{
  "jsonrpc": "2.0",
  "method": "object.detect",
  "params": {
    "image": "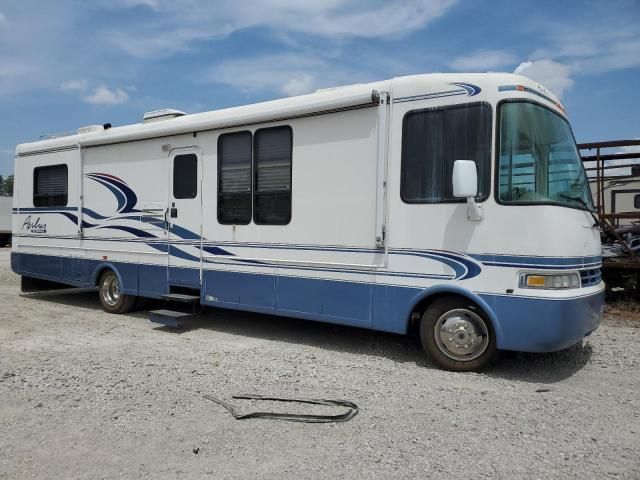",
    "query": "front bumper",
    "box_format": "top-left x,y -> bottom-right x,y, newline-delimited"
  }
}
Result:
481,288 -> 604,353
